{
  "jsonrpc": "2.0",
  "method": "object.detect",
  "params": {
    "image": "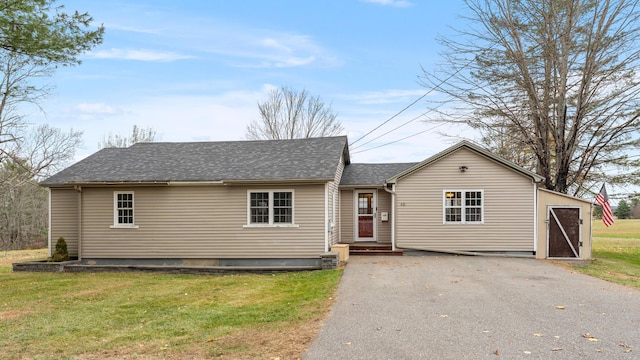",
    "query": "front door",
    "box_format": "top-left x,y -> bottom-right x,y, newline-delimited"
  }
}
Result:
356,190 -> 376,242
